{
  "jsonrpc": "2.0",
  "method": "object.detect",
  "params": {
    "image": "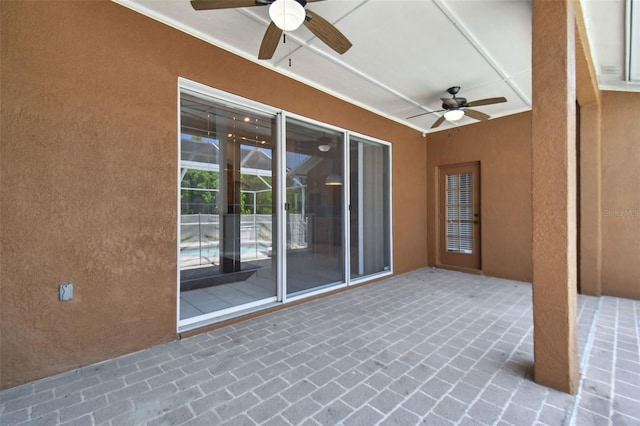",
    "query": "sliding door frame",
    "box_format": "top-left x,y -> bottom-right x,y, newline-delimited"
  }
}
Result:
177,77 -> 393,331
348,132 -> 393,285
